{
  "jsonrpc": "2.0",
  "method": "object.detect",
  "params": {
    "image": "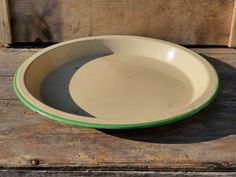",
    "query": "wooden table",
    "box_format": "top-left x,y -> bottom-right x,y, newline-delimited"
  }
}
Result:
0,47 -> 236,176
